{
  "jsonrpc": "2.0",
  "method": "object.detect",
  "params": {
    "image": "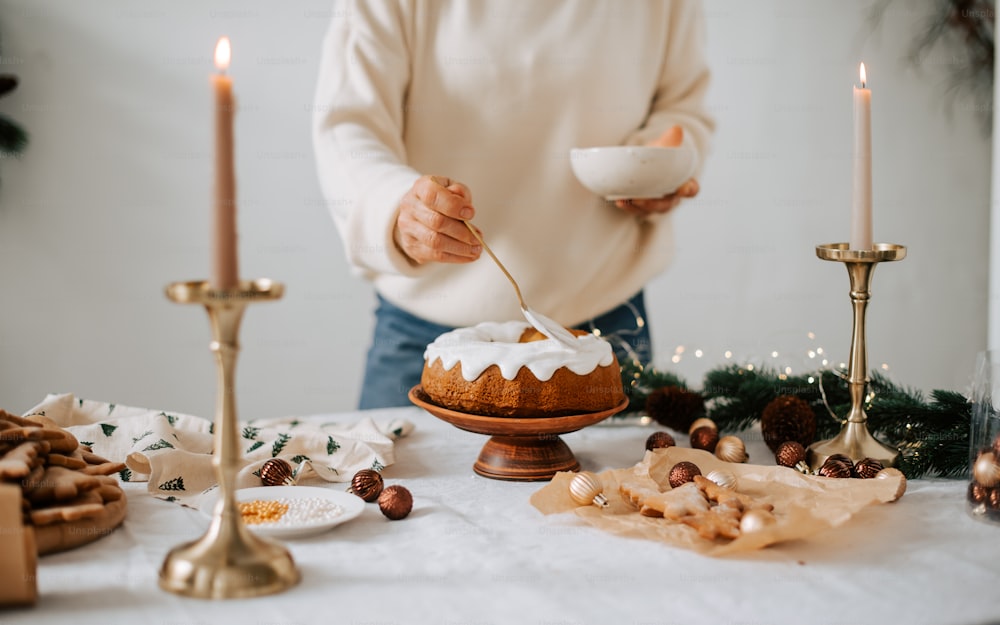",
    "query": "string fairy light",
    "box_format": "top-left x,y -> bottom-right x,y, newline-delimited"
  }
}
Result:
580,303 -> 895,405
